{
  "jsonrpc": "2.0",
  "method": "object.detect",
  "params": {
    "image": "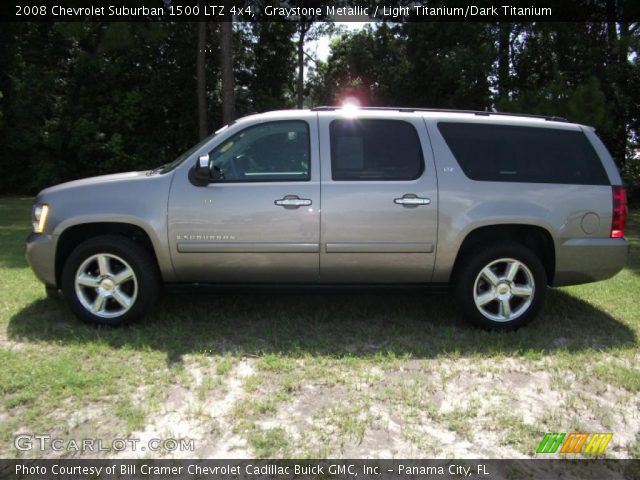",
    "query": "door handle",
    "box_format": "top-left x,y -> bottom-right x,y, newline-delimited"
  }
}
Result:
274,195 -> 312,208
394,195 -> 431,206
